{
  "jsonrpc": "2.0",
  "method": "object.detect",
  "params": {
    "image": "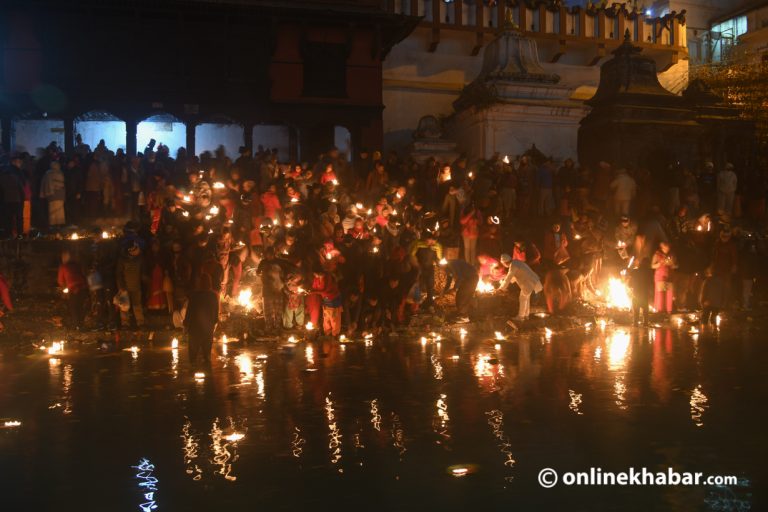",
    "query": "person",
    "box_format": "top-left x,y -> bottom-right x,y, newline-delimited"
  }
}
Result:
609,168 -> 636,216
256,247 -> 285,332
699,267 -> 725,326
441,258 -> 478,323
542,222 -> 569,266
716,163 -> 737,215
116,242 -> 145,329
0,154 -> 26,238
409,231 -> 443,308
185,273 -> 219,367
629,253 -> 653,325
283,272 -> 305,329
57,250 -> 88,330
40,161 -> 66,228
651,242 -> 677,314
459,203 -> 481,265
498,254 -> 542,321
